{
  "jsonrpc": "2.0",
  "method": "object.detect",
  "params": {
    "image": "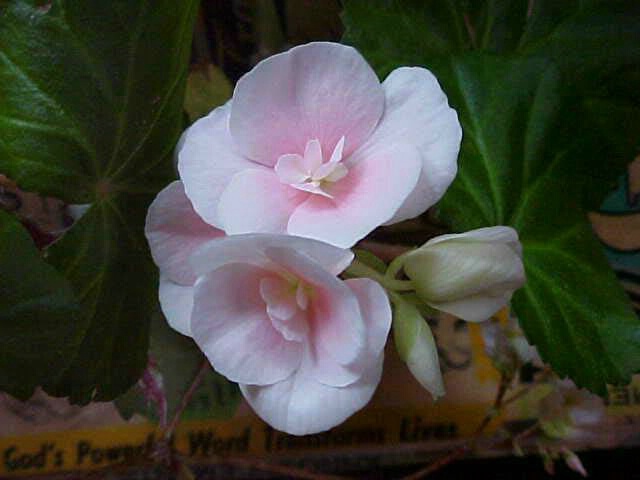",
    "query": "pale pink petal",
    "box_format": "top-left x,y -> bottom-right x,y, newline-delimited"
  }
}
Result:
264,247 -> 366,369
218,169 -> 308,235
345,278 -> 392,359
323,163 -> 348,182
271,309 -> 310,343
328,136 -> 345,164
288,144 -> 422,248
260,277 -> 299,320
158,276 -> 194,337
145,181 -> 224,285
357,67 -> 461,224
177,103 -> 256,229
274,154 -> 308,184
299,277 -> 392,389
291,181 -> 333,198
240,350 -> 383,435
190,233 -> 354,278
296,283 -> 309,310
191,264 -> 302,385
303,139 -> 323,172
229,42 -> 384,166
